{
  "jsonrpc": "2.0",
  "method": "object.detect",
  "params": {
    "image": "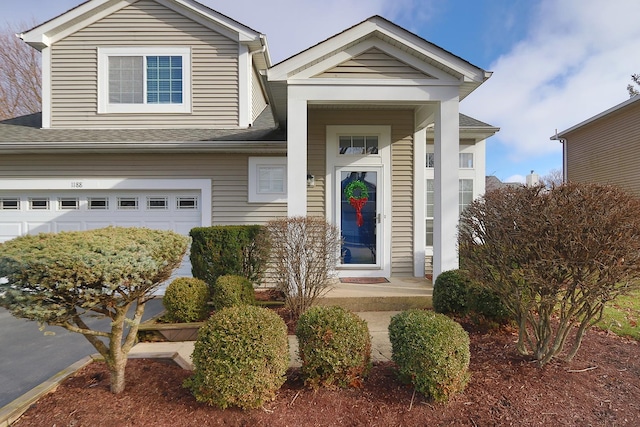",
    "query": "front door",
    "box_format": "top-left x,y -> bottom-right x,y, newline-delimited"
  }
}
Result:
336,166 -> 383,272
326,125 -> 391,278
